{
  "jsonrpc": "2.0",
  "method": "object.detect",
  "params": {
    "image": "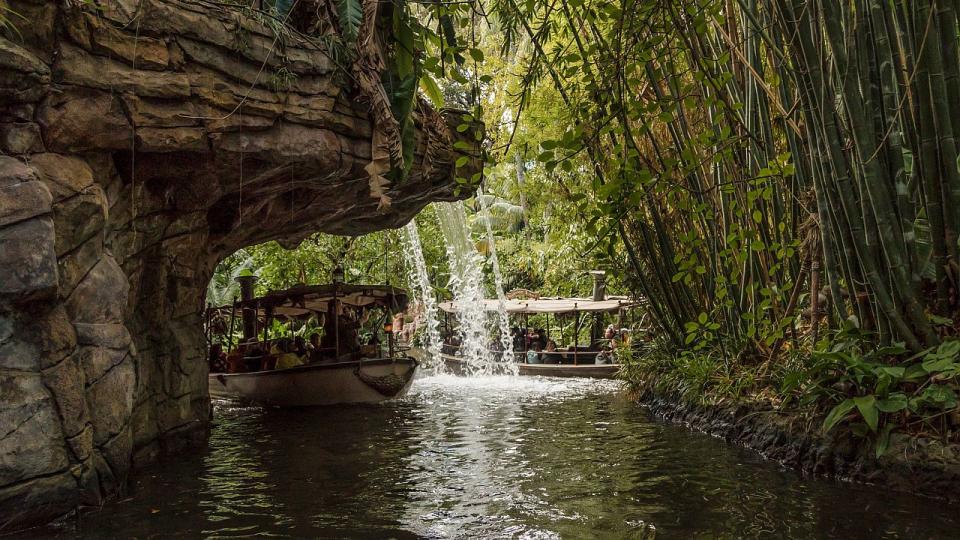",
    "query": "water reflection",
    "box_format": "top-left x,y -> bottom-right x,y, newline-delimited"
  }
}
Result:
23,375 -> 958,539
